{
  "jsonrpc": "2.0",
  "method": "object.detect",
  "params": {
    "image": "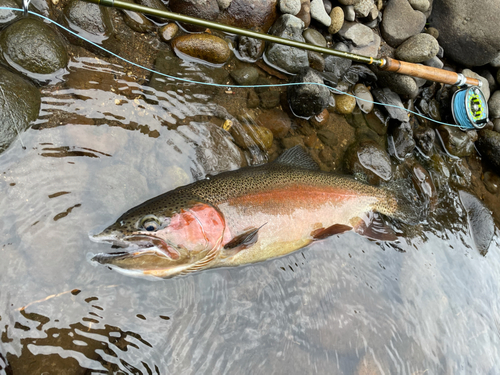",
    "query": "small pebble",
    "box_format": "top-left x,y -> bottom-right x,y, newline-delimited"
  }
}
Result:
160,23 -> 179,42
328,6 -> 344,34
